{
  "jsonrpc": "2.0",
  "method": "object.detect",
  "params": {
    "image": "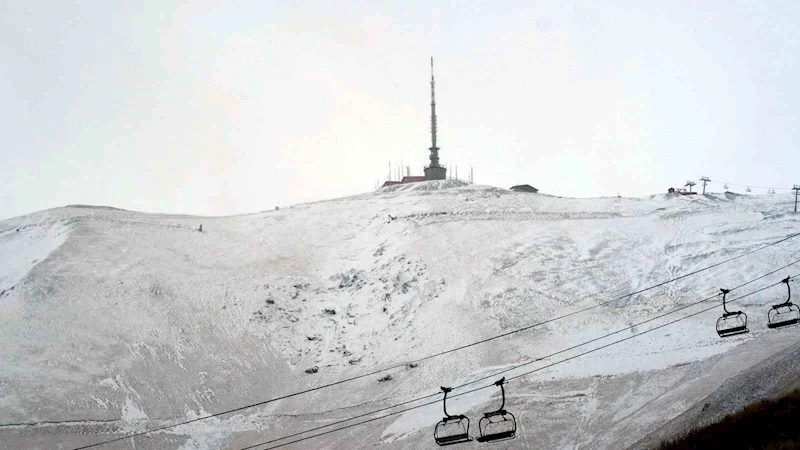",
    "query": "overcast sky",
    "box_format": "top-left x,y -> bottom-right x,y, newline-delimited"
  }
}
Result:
2,1 -> 799,219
